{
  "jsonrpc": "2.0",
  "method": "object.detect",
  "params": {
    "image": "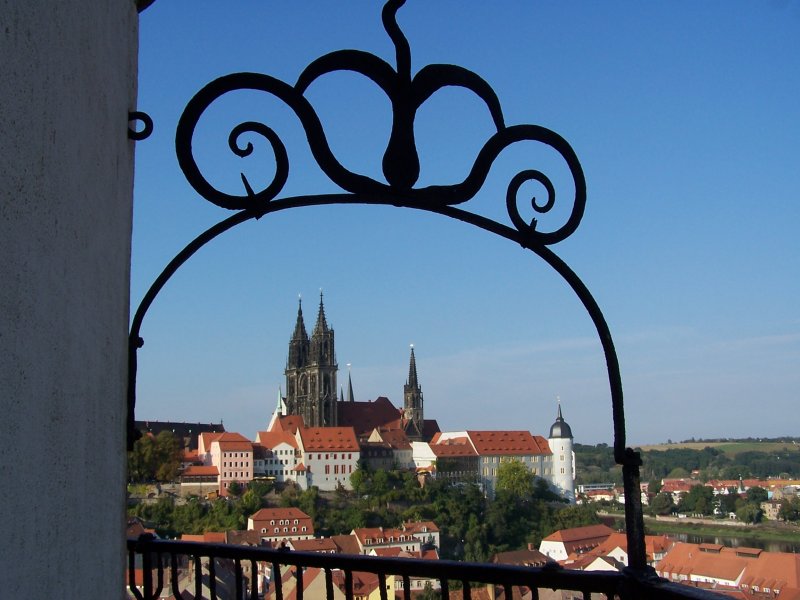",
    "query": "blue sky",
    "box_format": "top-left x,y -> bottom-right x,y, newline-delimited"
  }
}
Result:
132,2 -> 799,445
